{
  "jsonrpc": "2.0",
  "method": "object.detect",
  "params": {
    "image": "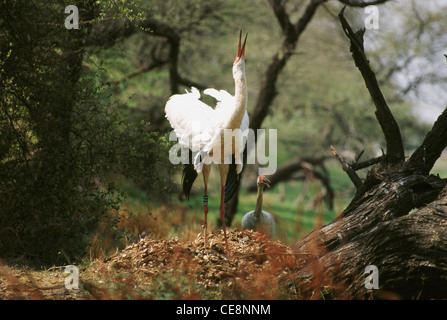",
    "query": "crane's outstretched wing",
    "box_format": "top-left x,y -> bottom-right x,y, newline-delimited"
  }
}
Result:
165,87 -> 218,151
203,88 -> 233,110
165,87 -> 222,173
168,87 -> 248,202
